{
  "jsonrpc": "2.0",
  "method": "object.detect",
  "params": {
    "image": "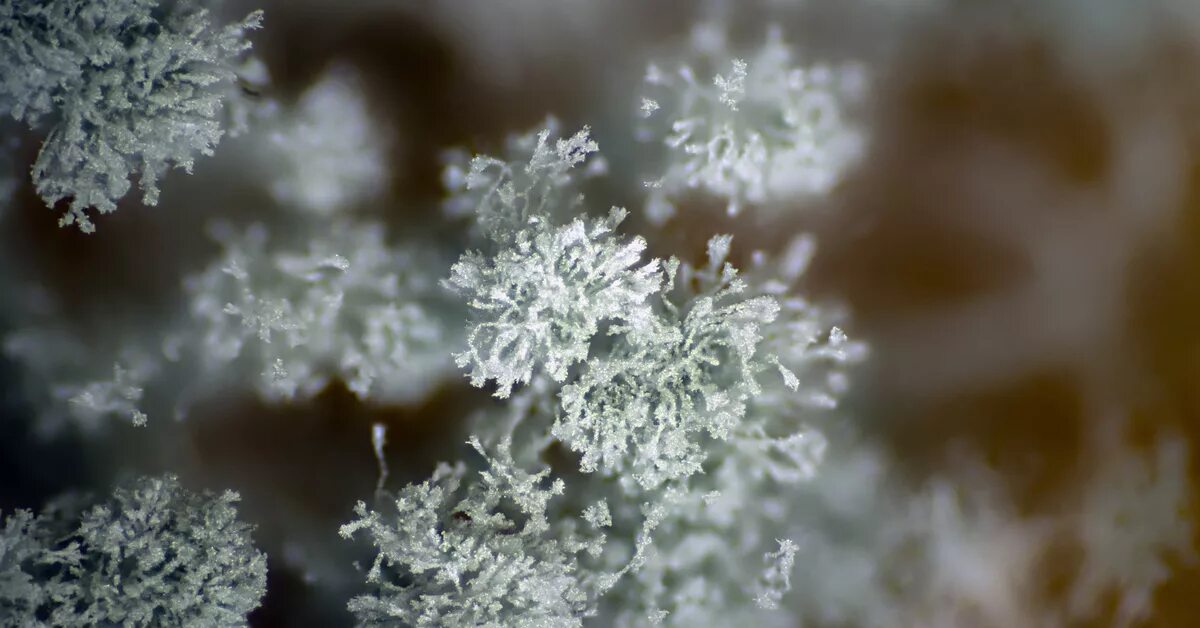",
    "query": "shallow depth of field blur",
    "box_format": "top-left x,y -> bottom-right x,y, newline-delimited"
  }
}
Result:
2,1 -> 1200,626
